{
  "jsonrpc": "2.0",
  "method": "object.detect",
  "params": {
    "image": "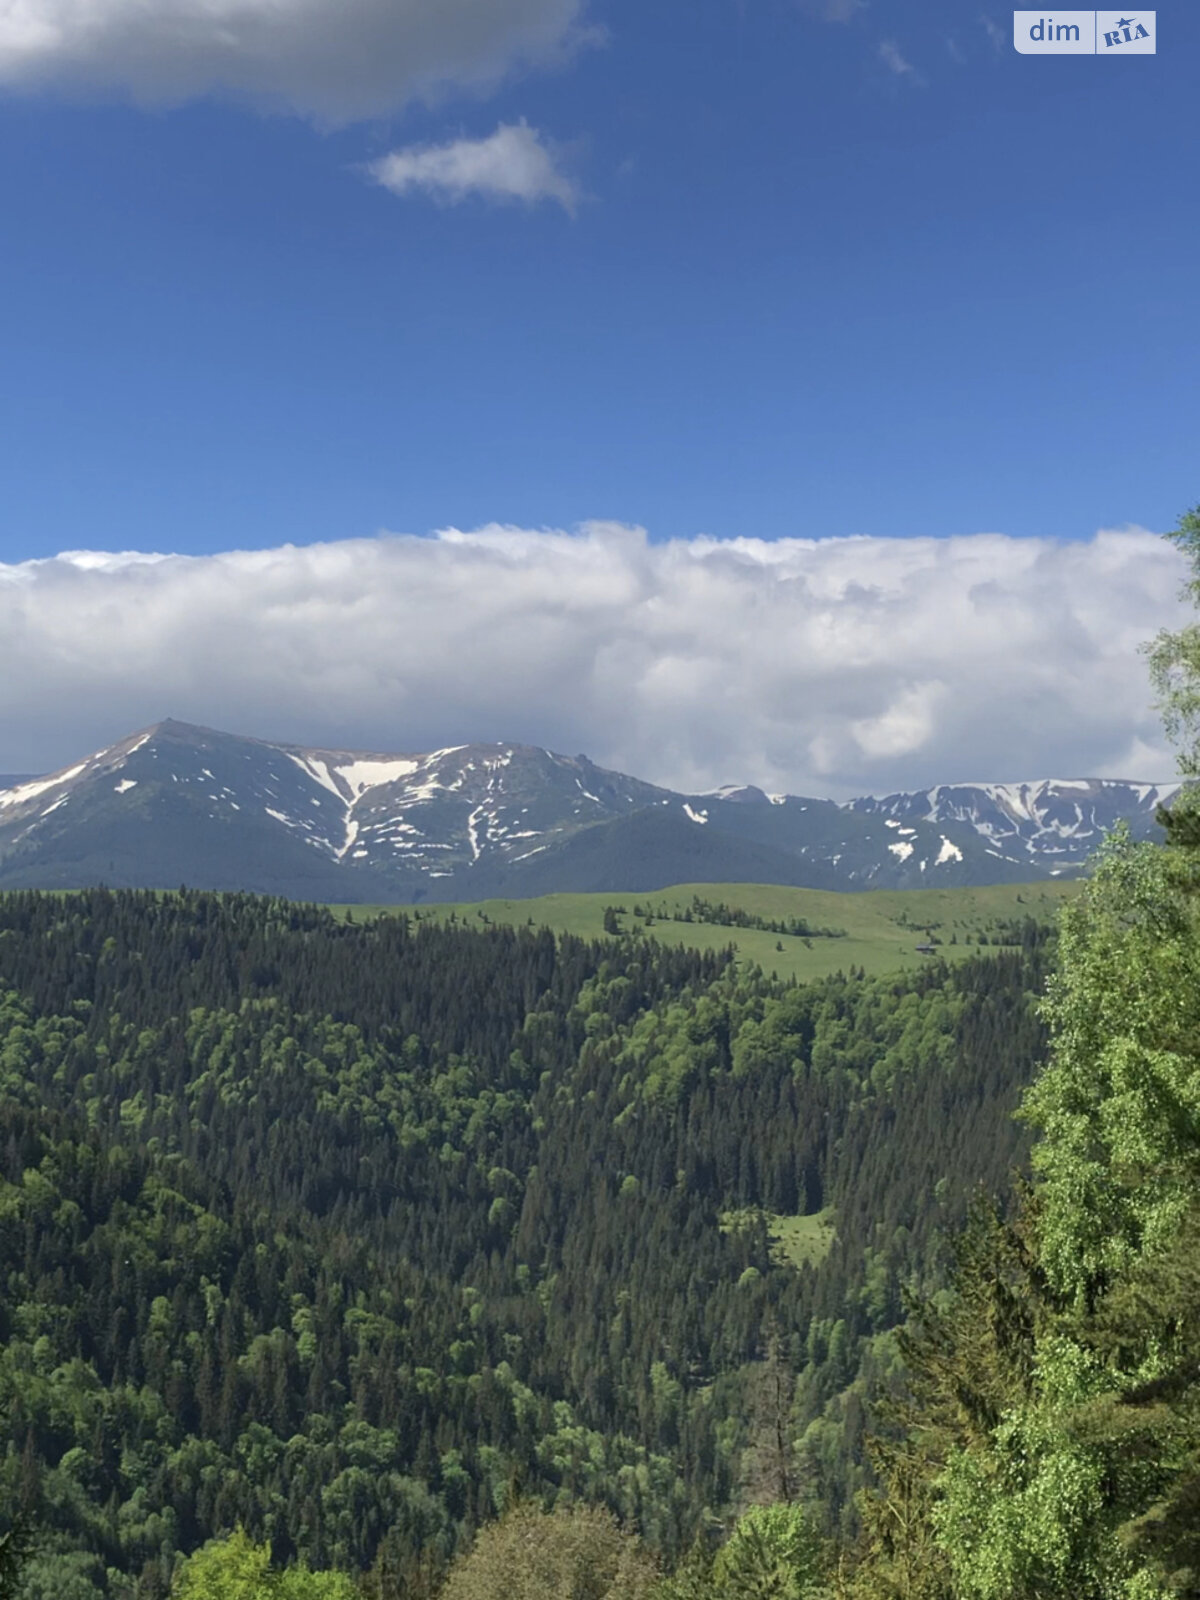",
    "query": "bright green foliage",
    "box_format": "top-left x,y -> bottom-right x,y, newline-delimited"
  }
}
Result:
711,1504 -> 827,1598
649,1503 -> 829,1600
1145,505 -> 1200,779
172,1530 -> 357,1600
854,1192 -> 1177,1600
848,506 -> 1200,1600
927,825 -> 1200,1599
1017,832 -> 1200,1305
933,1402 -> 1115,1599
438,1504 -> 657,1600
1023,828 -> 1200,1302
171,1529 -> 278,1600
